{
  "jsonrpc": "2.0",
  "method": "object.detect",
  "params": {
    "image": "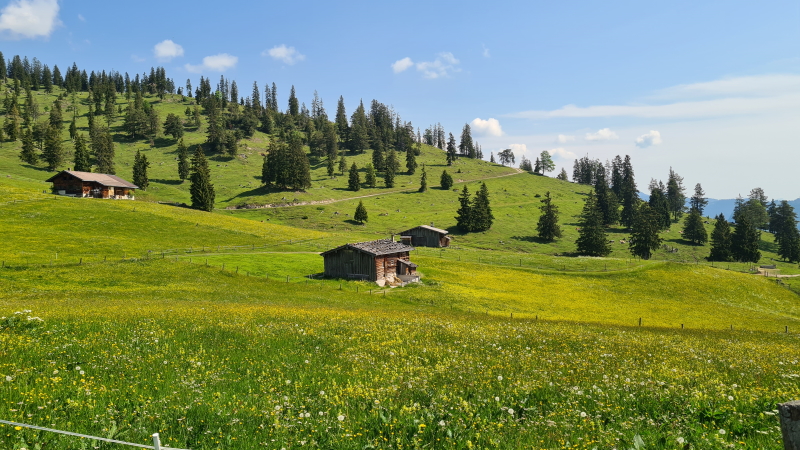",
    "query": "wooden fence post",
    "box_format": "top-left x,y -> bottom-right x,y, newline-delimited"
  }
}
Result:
779,400 -> 800,450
